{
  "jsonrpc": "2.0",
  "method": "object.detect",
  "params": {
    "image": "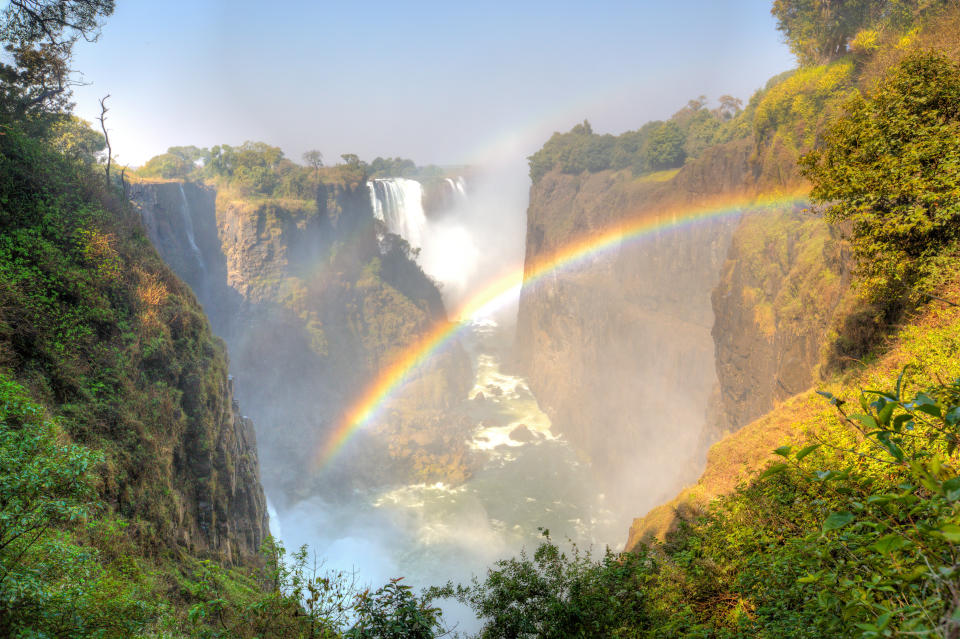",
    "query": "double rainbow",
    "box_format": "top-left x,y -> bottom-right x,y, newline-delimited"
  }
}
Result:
316,191 -> 808,468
